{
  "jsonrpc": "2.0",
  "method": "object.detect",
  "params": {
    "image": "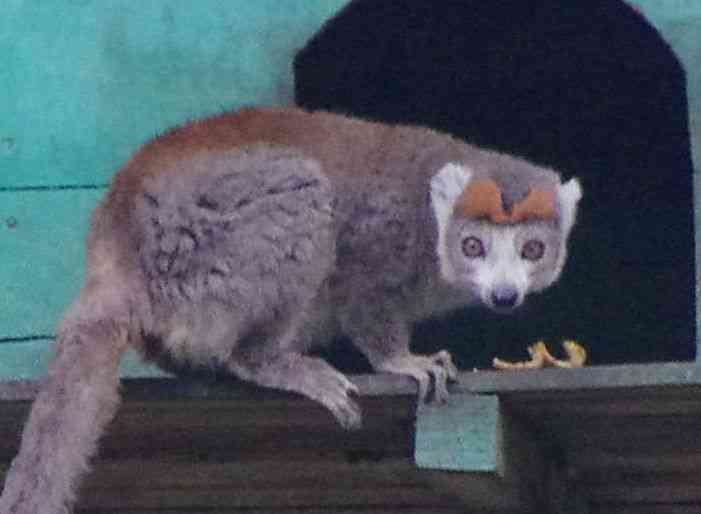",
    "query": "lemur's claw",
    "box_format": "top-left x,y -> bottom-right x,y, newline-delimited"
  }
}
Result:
379,350 -> 457,404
